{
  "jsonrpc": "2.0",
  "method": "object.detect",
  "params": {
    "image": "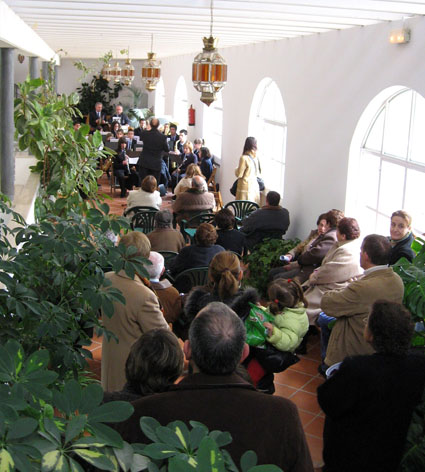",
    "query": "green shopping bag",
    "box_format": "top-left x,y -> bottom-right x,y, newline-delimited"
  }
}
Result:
244,302 -> 275,347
